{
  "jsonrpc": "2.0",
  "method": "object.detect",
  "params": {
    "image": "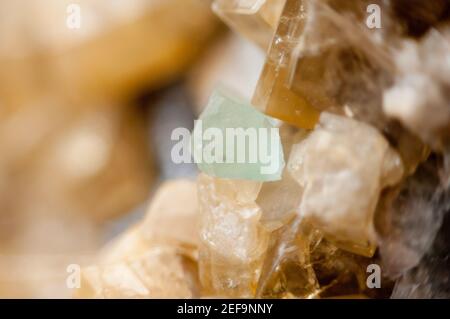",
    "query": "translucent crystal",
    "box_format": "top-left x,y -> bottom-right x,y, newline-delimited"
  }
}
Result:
252,0 -> 397,130
256,218 -> 320,298
288,113 -> 404,257
289,0 -> 396,128
198,173 -> 269,297
193,87 -> 285,181
256,169 -> 302,231
252,0 -> 320,129
212,0 -> 286,49
255,122 -> 305,231
257,217 -> 386,298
